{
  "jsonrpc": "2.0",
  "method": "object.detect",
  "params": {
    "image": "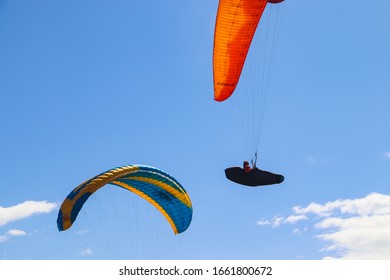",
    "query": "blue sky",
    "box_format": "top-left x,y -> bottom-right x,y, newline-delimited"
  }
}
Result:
1,0 -> 390,260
